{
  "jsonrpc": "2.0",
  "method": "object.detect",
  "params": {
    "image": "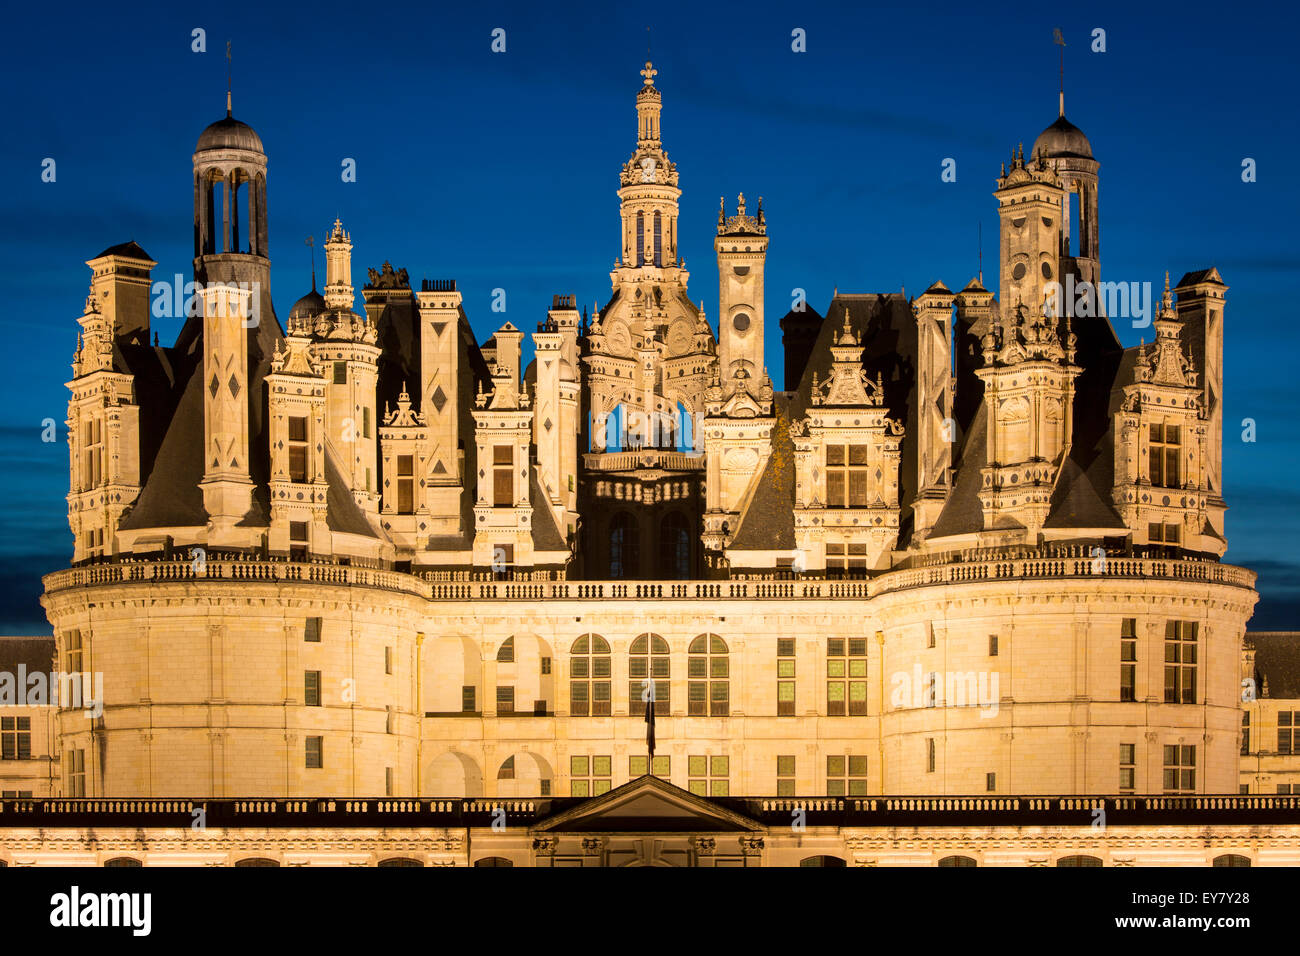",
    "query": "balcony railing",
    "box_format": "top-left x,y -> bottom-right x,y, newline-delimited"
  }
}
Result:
582,450 -> 705,472
43,552 -> 1255,601
2,793 -> 1297,829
